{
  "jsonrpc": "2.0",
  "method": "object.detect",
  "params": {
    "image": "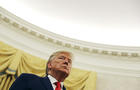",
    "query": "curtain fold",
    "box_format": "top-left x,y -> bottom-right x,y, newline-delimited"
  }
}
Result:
64,68 -> 96,90
0,41 -> 96,90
